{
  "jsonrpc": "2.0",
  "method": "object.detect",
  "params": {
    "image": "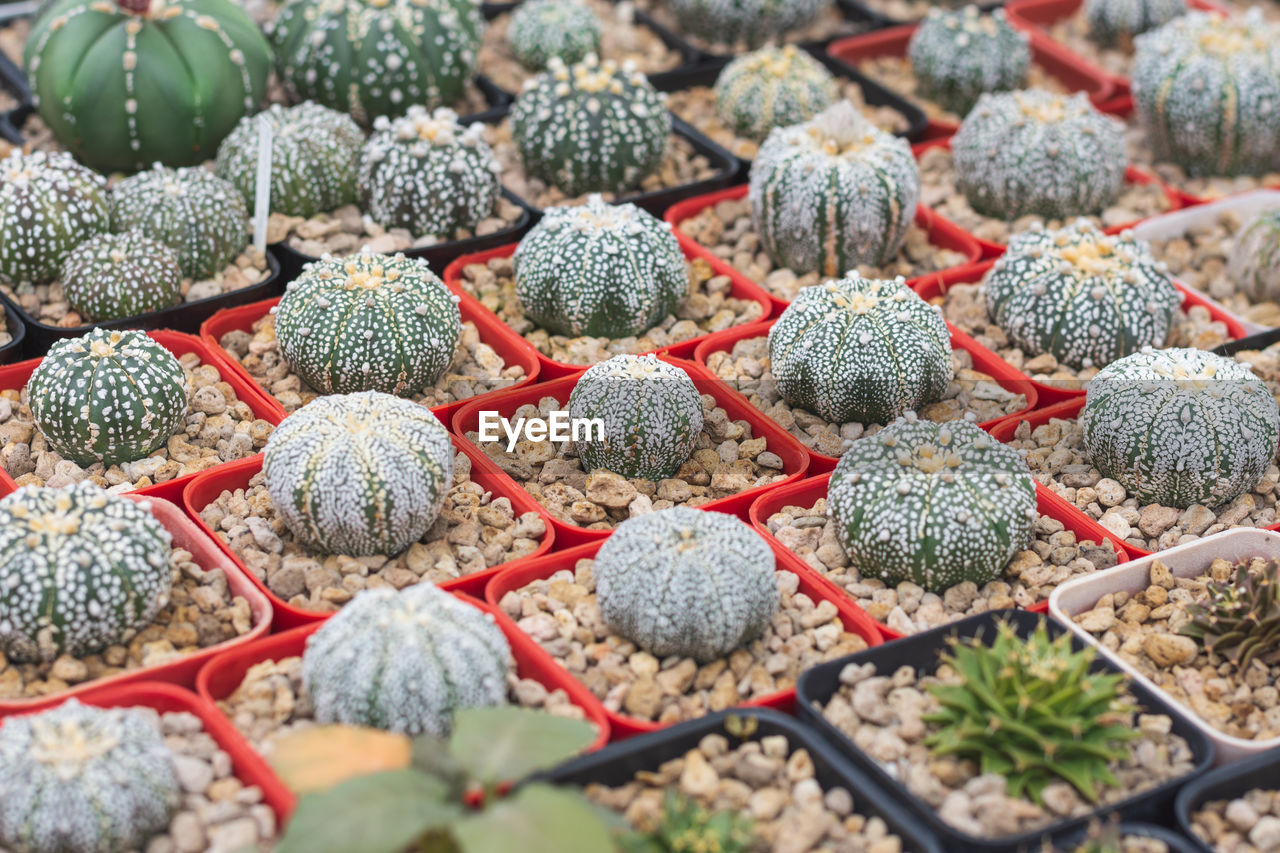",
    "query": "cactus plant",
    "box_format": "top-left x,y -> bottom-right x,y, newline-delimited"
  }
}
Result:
272,251 -> 462,397
620,789 -> 755,853
984,220 -> 1182,371
907,7 -> 1031,116
768,273 -> 952,425
0,483 -> 172,663
1079,347 -> 1280,508
514,195 -> 687,338
22,0 -> 271,173
567,354 -> 704,481
952,89 -> 1127,221
61,231 -> 183,321
27,329 -> 189,468
510,54 -> 670,197
1228,209 -> 1280,304
1180,558 -> 1280,671
1132,9 -> 1280,177
111,164 -> 250,280
668,0 -> 831,48
713,45 -> 838,143
302,584 -> 512,735
268,0 -> 485,126
357,106 -> 501,238
594,507 -> 779,663
0,700 -> 180,853
262,391 -> 455,556
0,149 -> 110,287
749,101 -> 920,278
1084,0 -> 1186,47
507,0 -> 602,71
215,102 -> 366,219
